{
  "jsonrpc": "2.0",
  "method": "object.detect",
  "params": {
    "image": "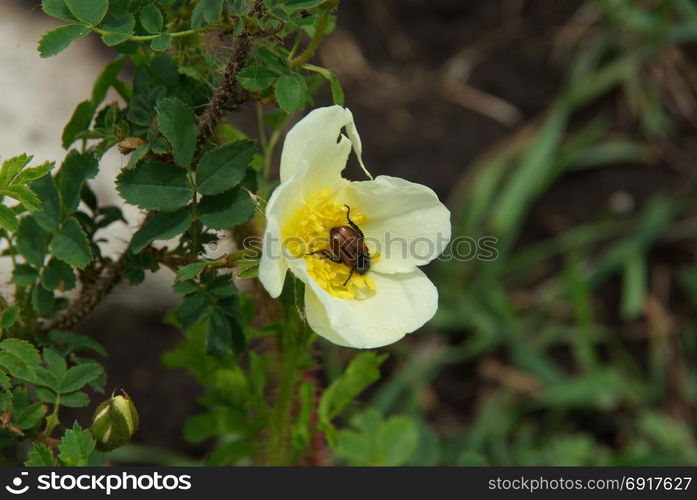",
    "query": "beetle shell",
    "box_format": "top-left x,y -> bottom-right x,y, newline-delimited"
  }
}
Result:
329,226 -> 370,274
